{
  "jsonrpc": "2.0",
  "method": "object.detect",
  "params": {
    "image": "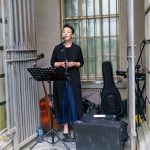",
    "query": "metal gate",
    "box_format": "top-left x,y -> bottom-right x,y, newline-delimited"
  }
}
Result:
1,0 -> 40,149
